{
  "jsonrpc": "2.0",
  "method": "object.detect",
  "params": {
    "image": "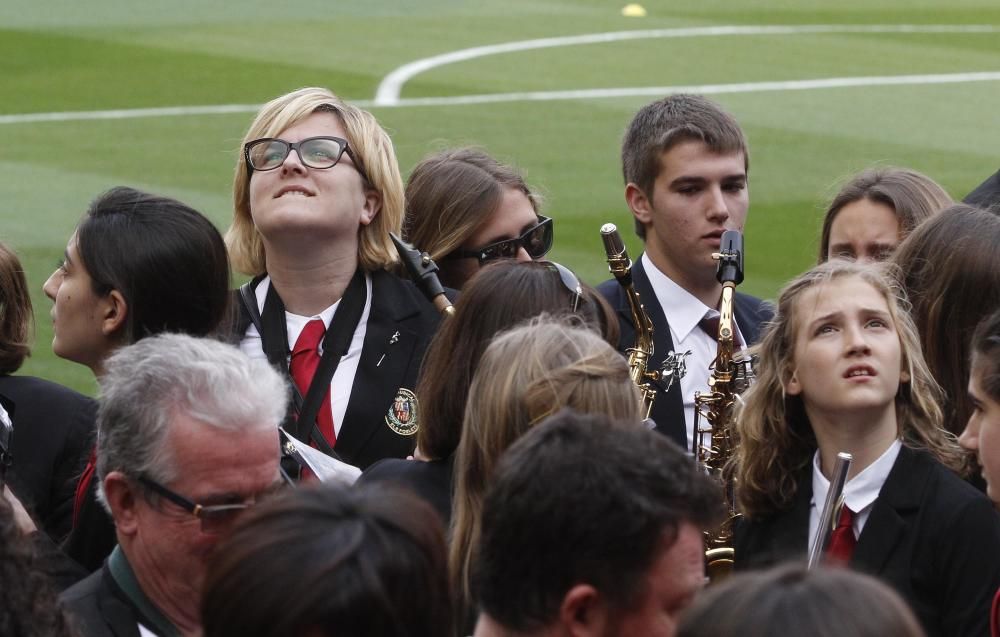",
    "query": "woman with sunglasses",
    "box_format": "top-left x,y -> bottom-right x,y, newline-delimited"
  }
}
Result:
359,260 -> 616,524
402,147 -> 552,289
227,87 -> 442,472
